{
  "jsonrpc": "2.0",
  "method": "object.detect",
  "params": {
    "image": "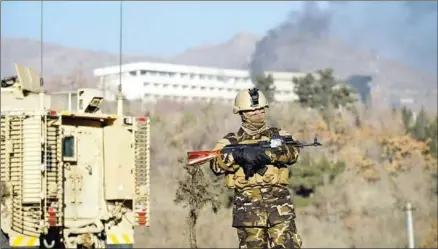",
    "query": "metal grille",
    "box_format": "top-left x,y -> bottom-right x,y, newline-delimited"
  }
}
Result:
133,117 -> 150,226
1,114 -> 43,237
